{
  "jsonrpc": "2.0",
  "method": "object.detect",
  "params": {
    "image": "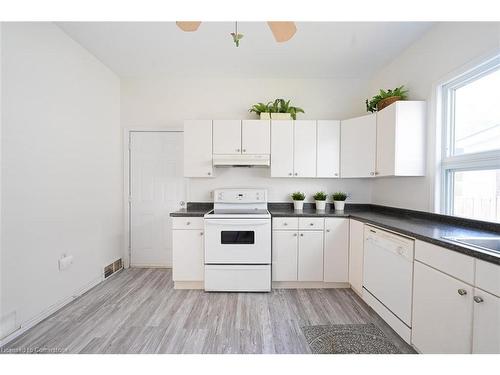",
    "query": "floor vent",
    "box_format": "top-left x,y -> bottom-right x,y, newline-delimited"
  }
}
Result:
104,258 -> 123,279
